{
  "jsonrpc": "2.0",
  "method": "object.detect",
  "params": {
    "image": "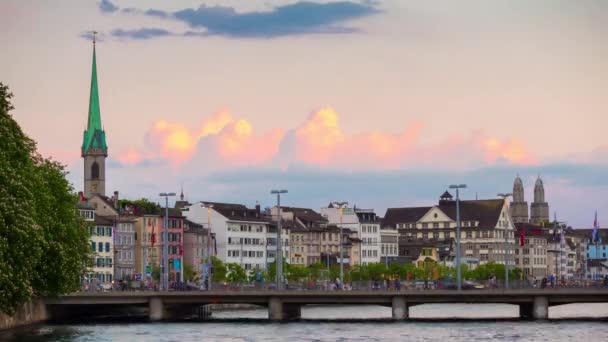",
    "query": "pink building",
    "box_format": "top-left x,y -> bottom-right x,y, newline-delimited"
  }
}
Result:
183,219 -> 208,278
